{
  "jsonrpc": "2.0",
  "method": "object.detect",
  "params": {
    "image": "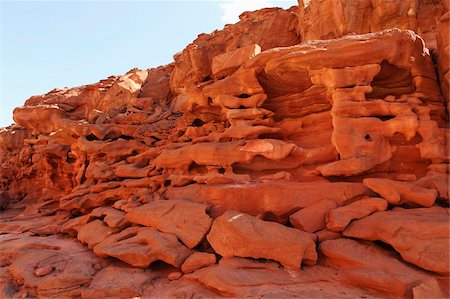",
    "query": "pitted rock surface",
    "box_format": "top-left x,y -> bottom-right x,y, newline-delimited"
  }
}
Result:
0,1 -> 448,297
